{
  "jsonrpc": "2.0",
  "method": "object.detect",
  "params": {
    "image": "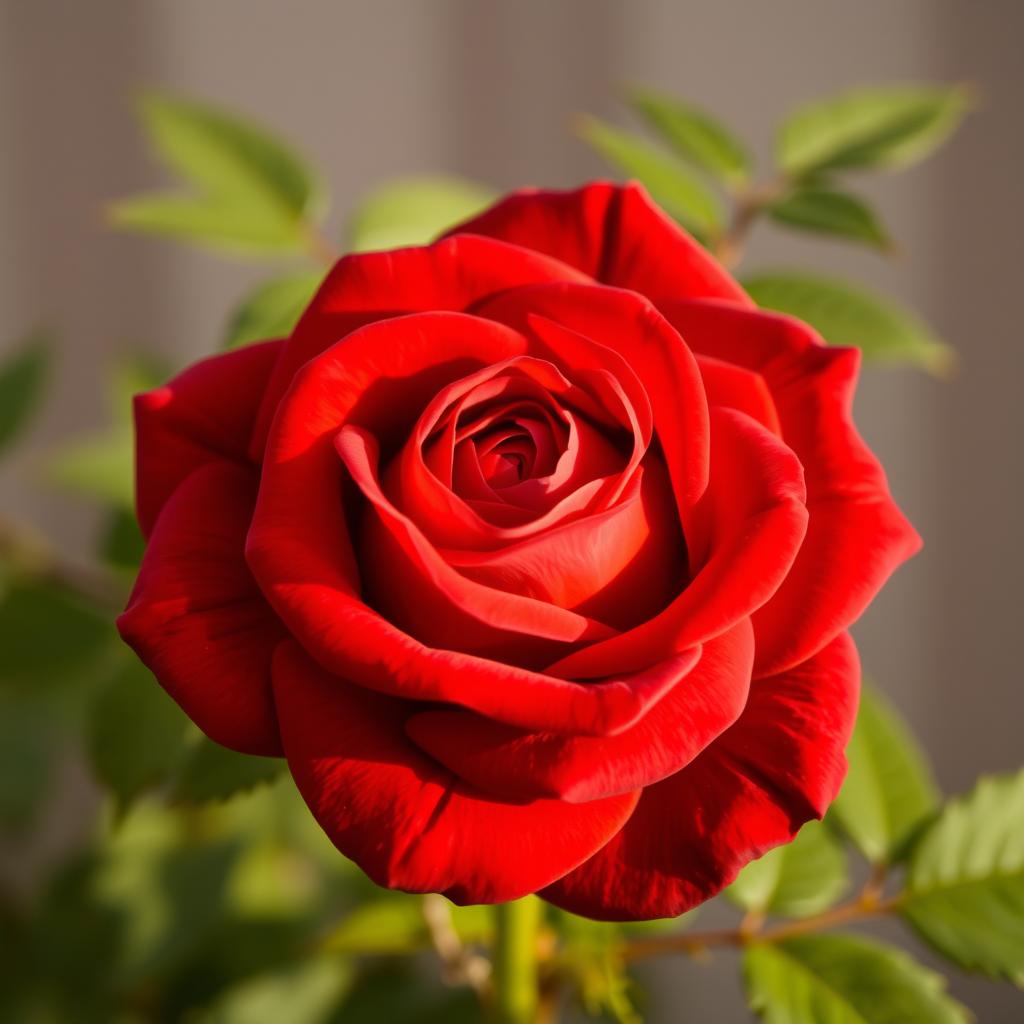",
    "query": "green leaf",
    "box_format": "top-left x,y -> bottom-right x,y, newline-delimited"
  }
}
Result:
577,116 -> 723,235
224,271 -> 324,349
0,693 -> 54,832
831,684 -> 938,863
44,429 -> 135,508
769,187 -> 892,250
111,93 -> 324,255
744,934 -> 970,1023
347,176 -> 498,252
43,355 -> 165,510
0,334 -> 50,455
204,956 -> 352,1024
87,658 -> 190,806
727,820 -> 849,918
901,768 -> 1024,984
323,896 -> 427,956
628,88 -> 751,185
777,84 -> 972,177
0,579 -> 110,691
170,736 -> 284,805
99,508 -> 146,571
743,271 -> 954,374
